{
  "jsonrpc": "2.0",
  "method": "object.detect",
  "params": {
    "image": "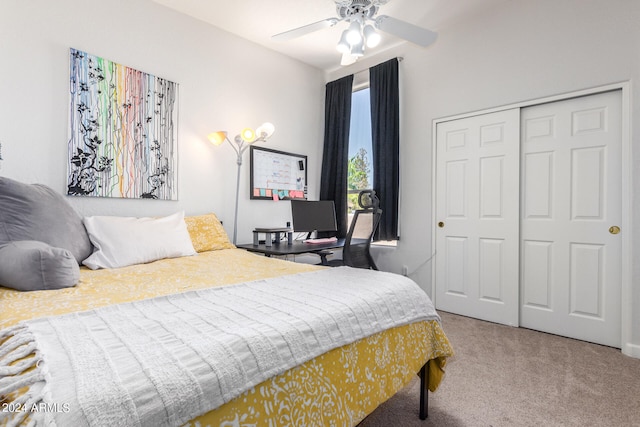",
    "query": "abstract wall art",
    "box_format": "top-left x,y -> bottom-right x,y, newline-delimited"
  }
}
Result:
67,48 -> 178,199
